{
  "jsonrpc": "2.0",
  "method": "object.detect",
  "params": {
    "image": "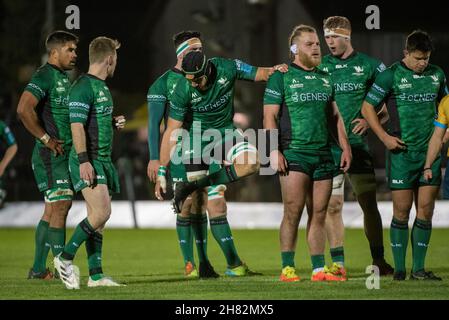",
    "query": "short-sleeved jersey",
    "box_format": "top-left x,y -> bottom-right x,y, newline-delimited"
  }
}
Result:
365,61 -> 448,151
319,52 -> 386,145
169,57 -> 257,132
24,63 -> 72,148
146,68 -> 184,160
0,120 -> 16,147
263,63 -> 334,152
69,74 -> 114,160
